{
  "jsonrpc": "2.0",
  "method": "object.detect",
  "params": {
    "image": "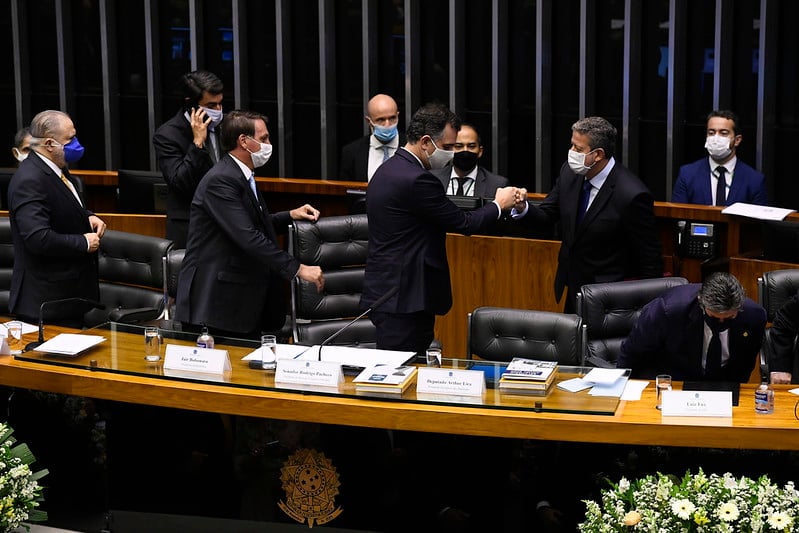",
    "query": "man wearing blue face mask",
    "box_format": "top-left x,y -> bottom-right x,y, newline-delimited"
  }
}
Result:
672,110 -> 767,206
8,110 -> 106,326
153,70 -> 224,248
618,272 -> 766,382
337,94 -> 403,182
